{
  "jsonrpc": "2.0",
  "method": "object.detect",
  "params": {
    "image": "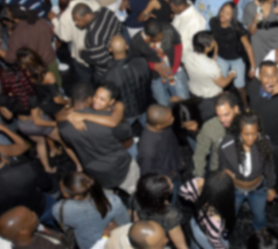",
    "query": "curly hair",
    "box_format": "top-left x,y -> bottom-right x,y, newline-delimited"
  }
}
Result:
135,174 -> 172,214
229,110 -> 273,167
